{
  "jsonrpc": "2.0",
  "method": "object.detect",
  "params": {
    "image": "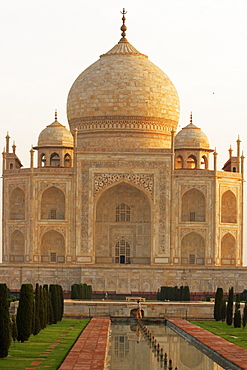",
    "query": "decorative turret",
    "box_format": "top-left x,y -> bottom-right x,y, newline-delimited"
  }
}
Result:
174,113 -> 214,170
222,137 -> 242,173
2,133 -> 23,170
33,111 -> 74,168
